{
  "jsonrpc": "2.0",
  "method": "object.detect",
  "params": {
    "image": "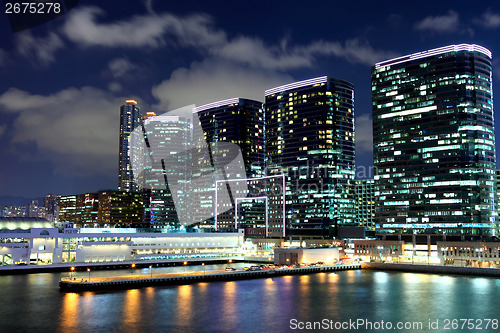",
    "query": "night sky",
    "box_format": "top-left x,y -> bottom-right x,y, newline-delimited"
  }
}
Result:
1,0 -> 500,198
